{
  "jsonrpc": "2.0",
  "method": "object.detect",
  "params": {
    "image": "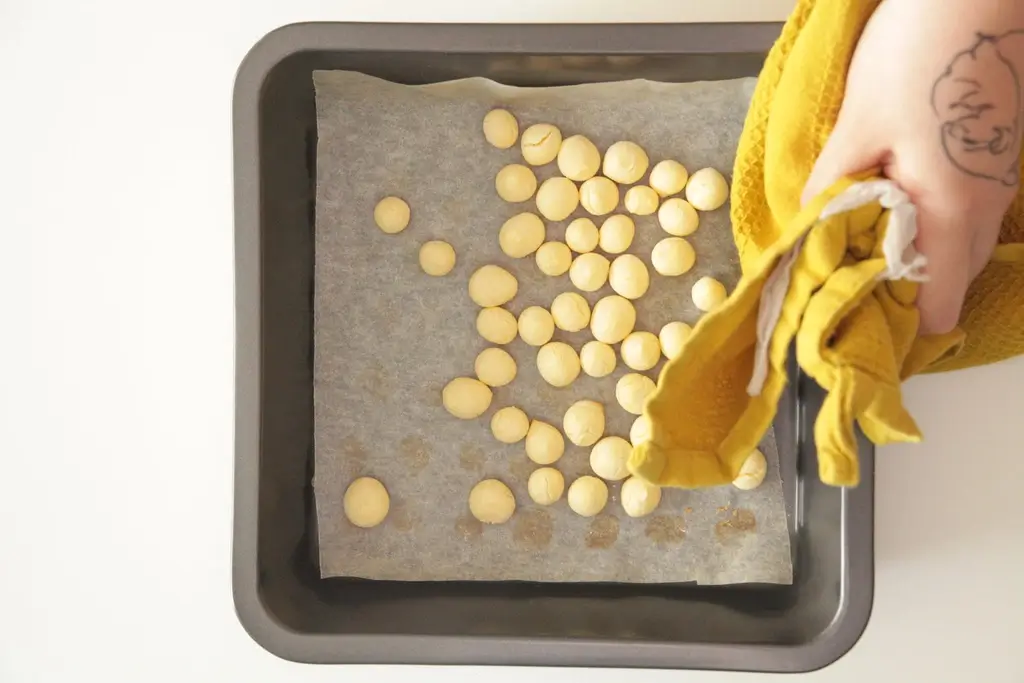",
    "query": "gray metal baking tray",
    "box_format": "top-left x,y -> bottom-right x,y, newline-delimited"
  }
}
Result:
232,22 -> 875,673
